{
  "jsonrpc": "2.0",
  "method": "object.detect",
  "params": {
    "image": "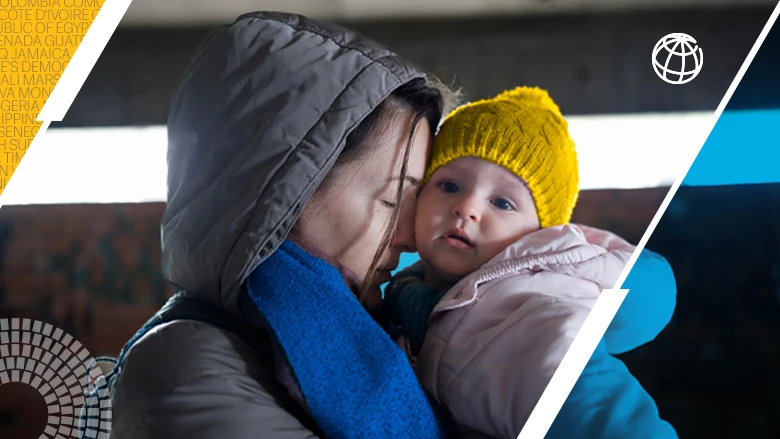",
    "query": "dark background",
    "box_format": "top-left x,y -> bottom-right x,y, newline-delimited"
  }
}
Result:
2,2 -> 780,438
